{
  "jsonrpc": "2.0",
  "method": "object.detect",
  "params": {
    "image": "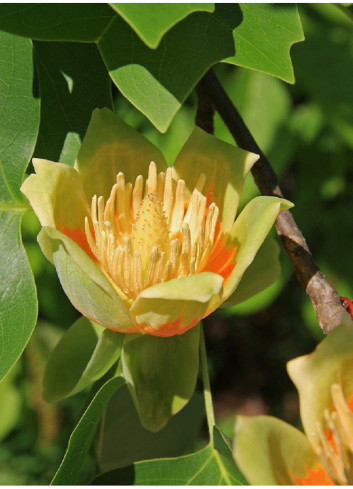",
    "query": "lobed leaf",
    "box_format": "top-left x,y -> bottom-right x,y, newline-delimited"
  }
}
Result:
98,5 -> 239,132
225,4 -> 305,83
